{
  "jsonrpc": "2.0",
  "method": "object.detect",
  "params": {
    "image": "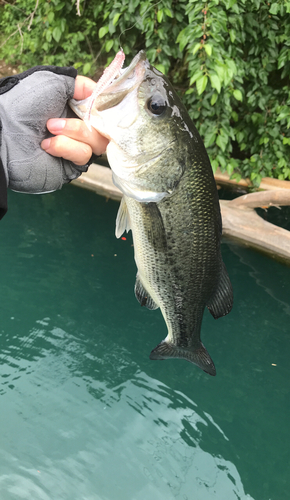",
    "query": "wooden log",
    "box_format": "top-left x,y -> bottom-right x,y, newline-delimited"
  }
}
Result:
228,189 -> 290,209
71,164 -> 290,262
220,200 -> 290,261
215,168 -> 290,191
